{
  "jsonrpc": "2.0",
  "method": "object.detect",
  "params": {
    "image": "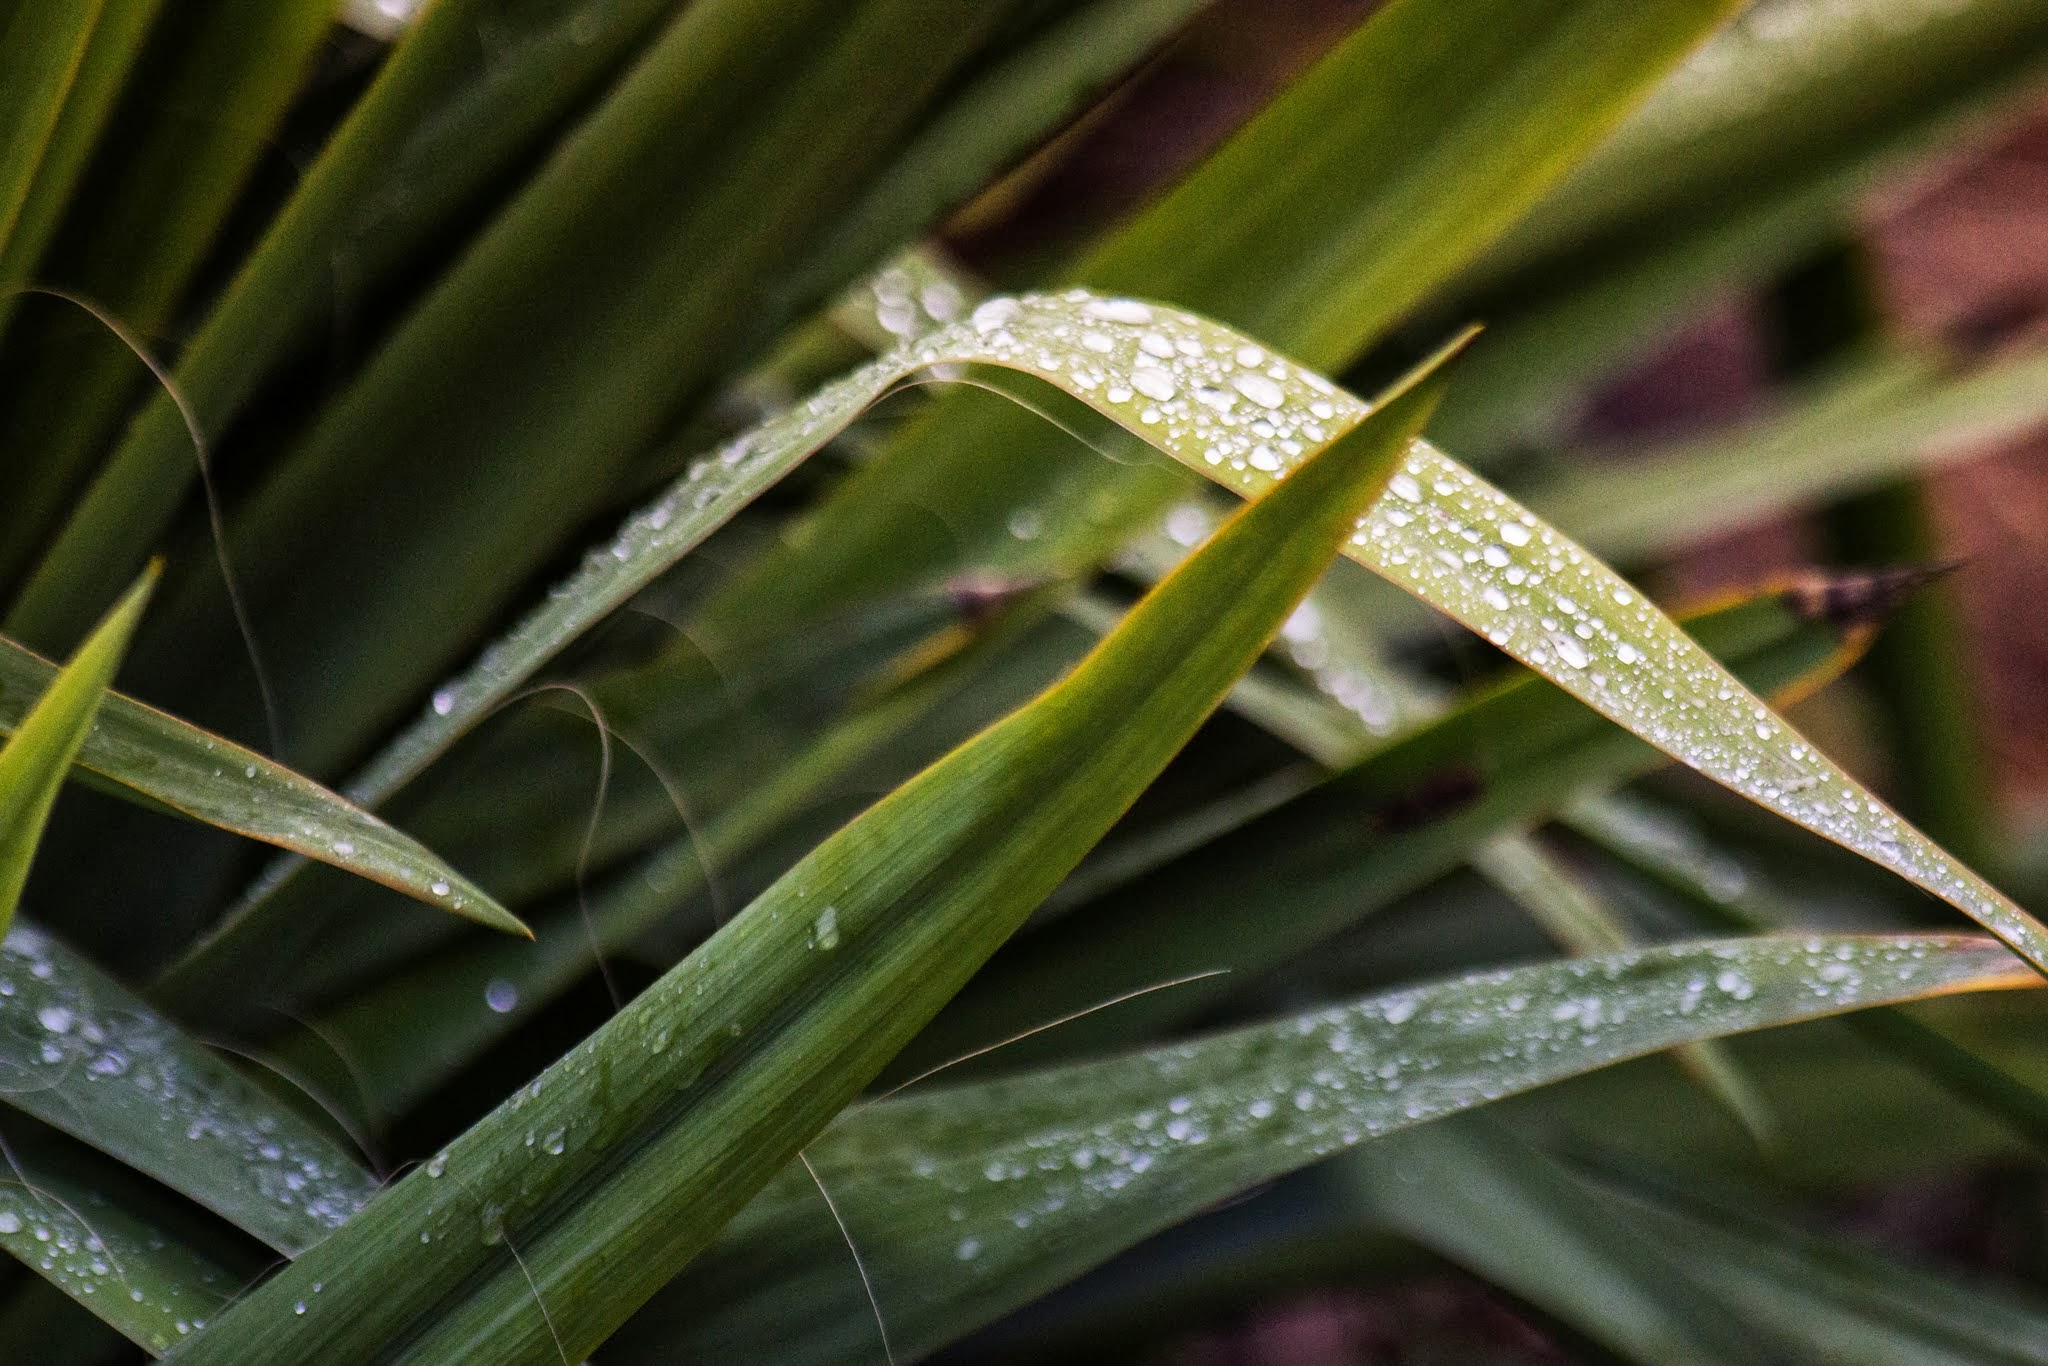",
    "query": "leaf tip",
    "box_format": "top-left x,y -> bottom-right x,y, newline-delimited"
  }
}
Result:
1783,561 -> 1964,631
